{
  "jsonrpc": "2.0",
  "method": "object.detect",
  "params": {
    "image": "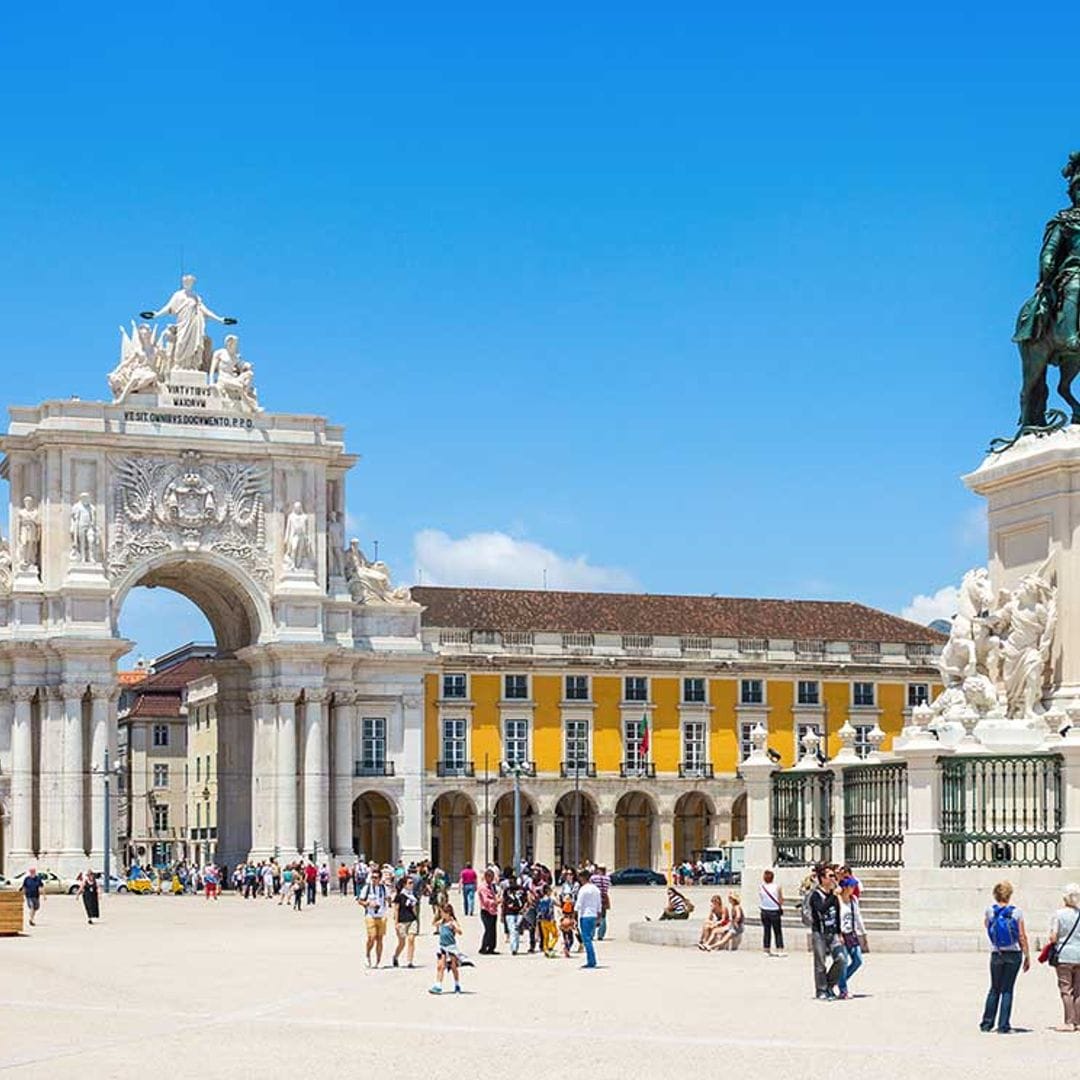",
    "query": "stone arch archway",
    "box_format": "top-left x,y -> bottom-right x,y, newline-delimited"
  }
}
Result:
730,792 -> 747,842
431,791 -> 476,876
615,791 -> 658,869
555,790 -> 597,868
353,791 -> 397,864
492,790 -> 536,869
674,791 -> 715,863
